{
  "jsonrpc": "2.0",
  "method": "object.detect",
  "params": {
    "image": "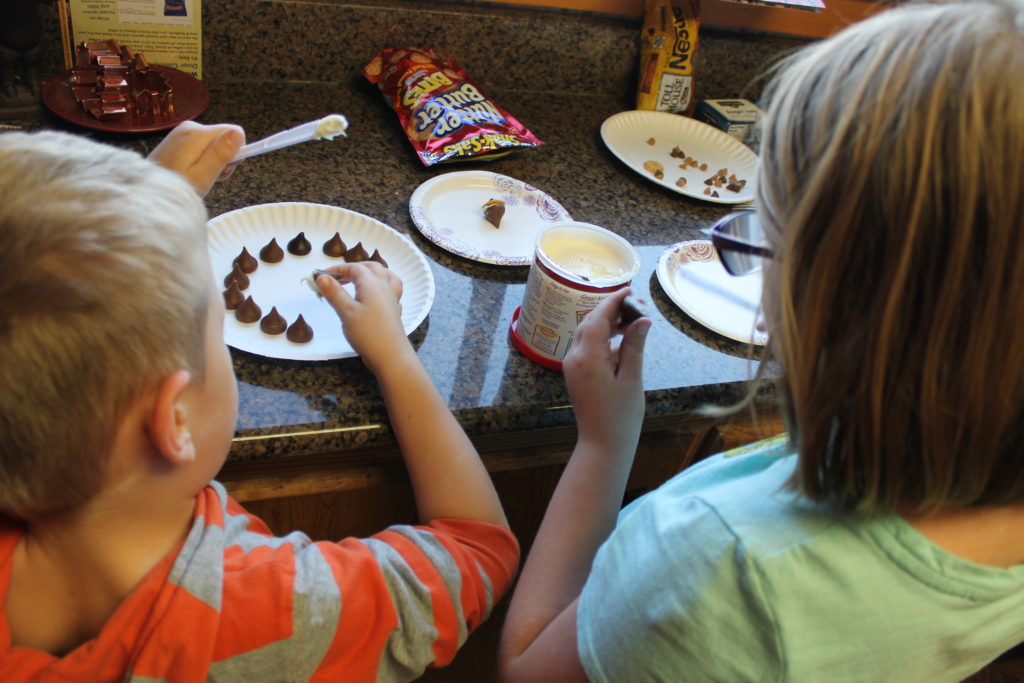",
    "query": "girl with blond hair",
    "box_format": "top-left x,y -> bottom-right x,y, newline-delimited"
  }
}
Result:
499,1 -> 1024,680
